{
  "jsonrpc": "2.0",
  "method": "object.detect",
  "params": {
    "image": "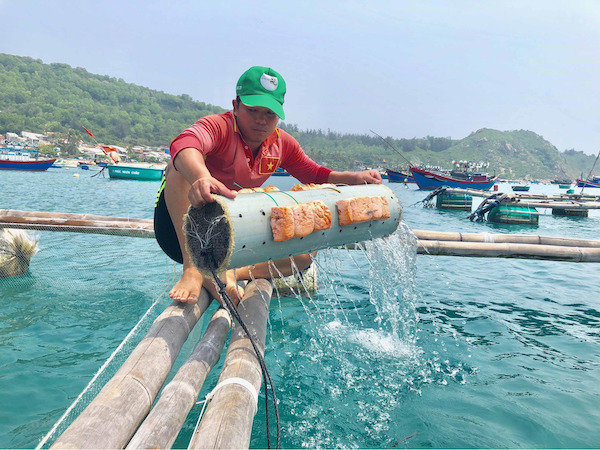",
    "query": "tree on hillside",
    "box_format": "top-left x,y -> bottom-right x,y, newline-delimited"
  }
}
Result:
59,131 -> 80,156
